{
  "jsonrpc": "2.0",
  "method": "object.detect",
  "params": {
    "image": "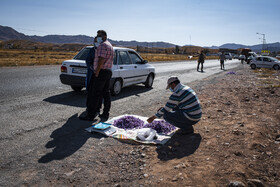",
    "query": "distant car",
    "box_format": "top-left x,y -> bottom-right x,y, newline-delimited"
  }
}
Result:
60,47 -> 155,95
247,56 -> 254,63
232,54 -> 239,59
238,55 -> 245,60
247,52 -> 258,64
250,56 -> 280,70
224,52 -> 232,60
